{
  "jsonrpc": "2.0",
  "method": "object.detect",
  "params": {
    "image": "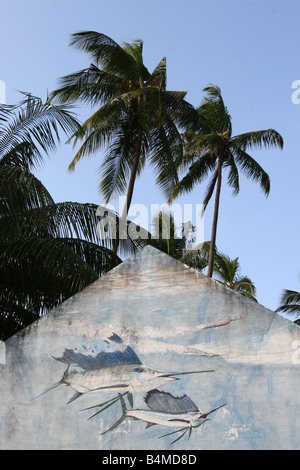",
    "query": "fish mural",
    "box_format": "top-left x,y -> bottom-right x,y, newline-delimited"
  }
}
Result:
34,332 -> 225,446
96,390 -> 226,445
